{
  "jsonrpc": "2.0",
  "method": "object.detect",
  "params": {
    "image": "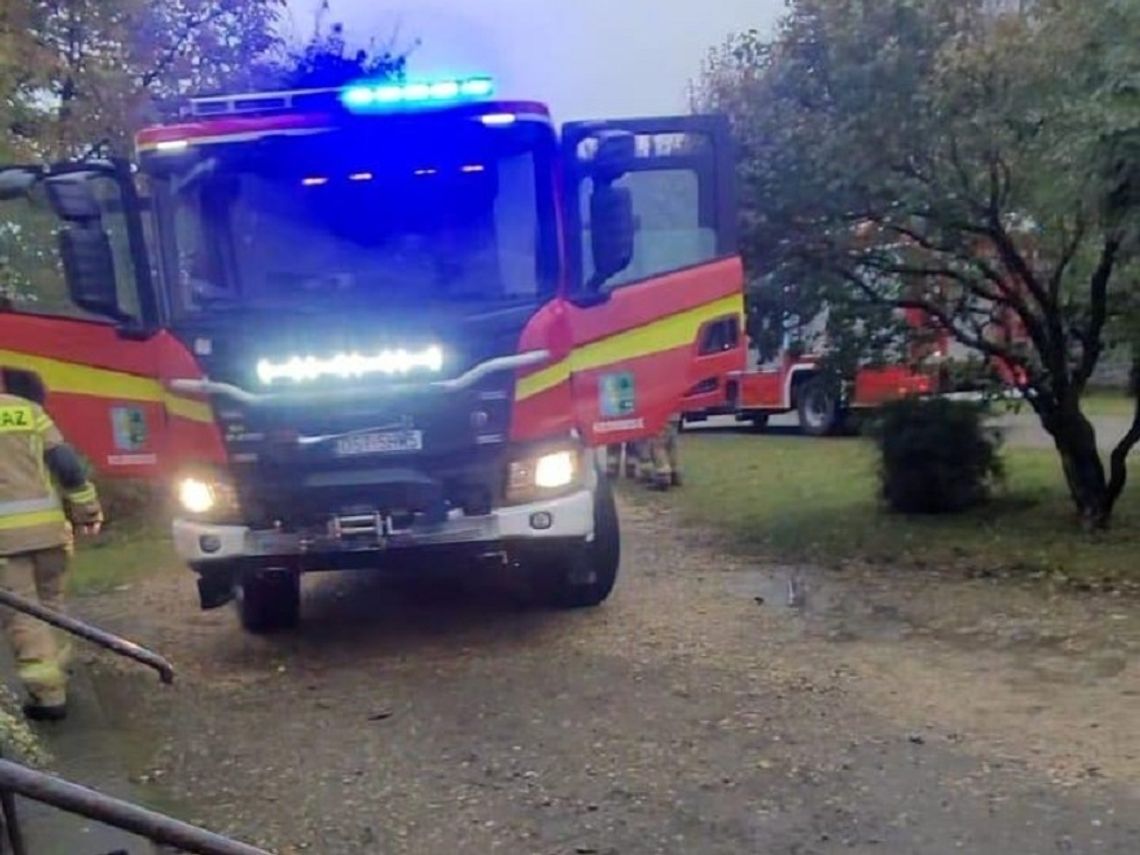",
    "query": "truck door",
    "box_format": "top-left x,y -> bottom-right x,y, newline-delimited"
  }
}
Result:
560,116 -> 746,446
0,160 -> 200,479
